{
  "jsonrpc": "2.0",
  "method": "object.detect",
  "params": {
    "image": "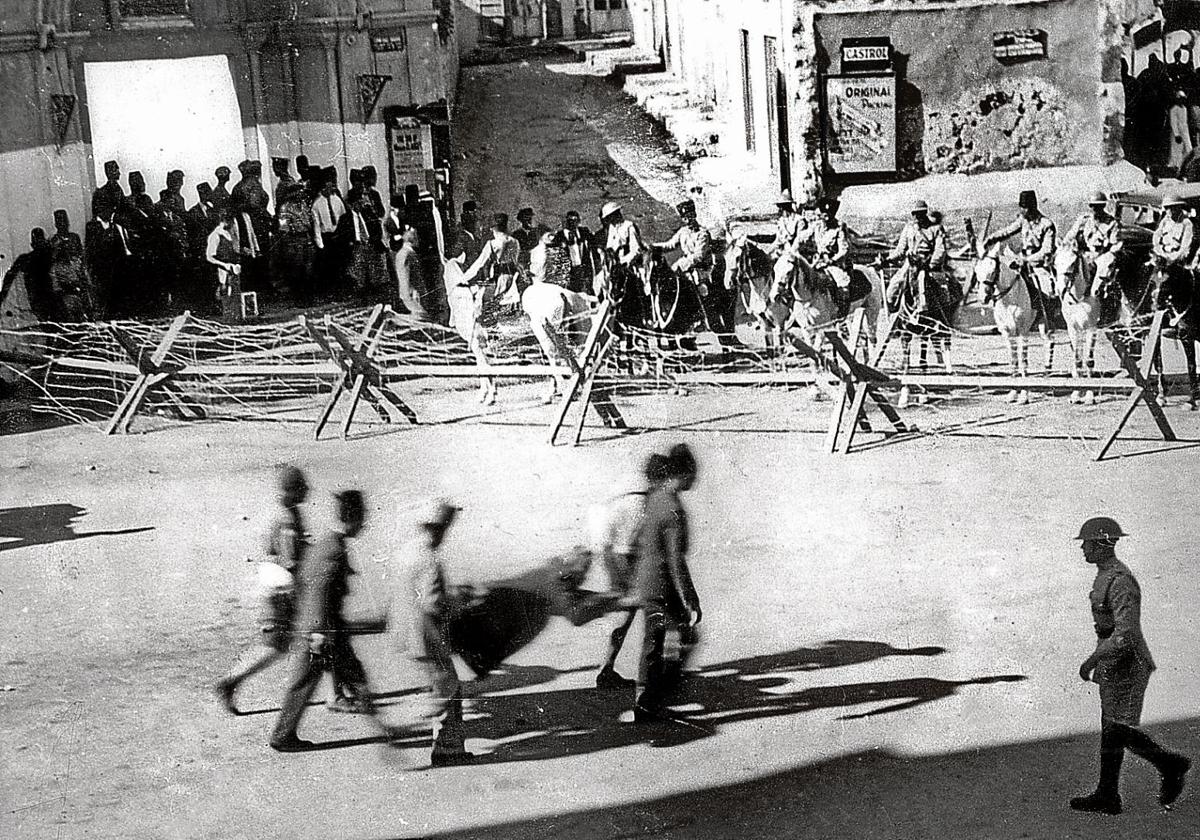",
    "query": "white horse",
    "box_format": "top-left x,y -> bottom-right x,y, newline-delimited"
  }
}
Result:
522,281 -> 596,403
723,231 -> 791,348
975,244 -> 1037,403
1053,246 -> 1104,405
443,255 -> 497,405
723,231 -> 884,354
